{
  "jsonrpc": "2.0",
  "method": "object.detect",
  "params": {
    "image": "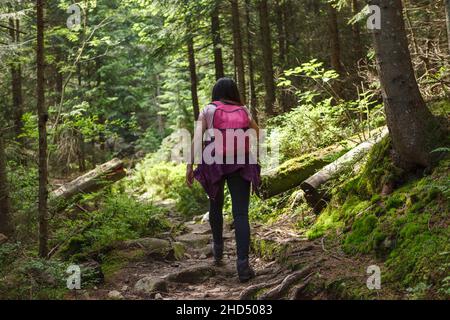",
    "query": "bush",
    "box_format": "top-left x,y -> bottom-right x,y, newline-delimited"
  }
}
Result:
57,193 -> 171,258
